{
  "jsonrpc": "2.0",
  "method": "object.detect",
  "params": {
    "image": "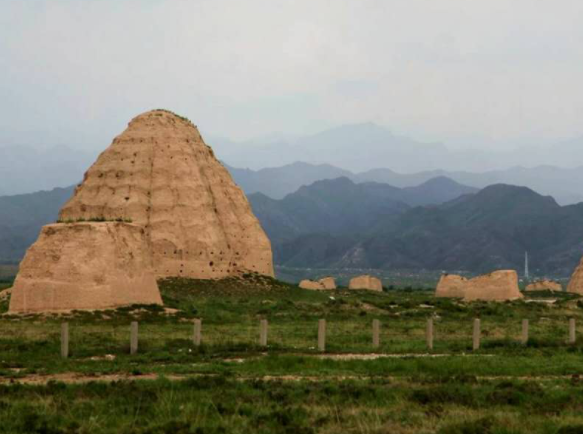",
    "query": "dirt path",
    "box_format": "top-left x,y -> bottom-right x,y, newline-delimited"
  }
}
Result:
0,371 -> 579,385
